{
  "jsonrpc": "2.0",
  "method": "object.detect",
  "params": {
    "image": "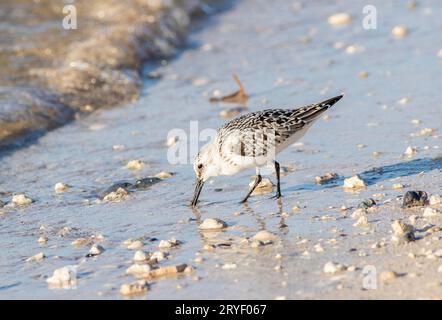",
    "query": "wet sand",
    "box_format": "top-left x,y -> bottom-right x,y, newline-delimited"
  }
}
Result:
1,0 -> 442,299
